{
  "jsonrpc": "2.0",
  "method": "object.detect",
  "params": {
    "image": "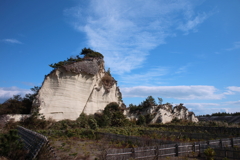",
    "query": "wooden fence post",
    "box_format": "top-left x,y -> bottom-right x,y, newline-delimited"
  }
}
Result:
193,142 -> 196,152
156,145 -> 159,160
231,138 -> 234,147
175,144 -> 179,157
198,143 -> 201,157
220,139 -> 222,149
224,148 -> 227,158
132,147 -> 135,159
